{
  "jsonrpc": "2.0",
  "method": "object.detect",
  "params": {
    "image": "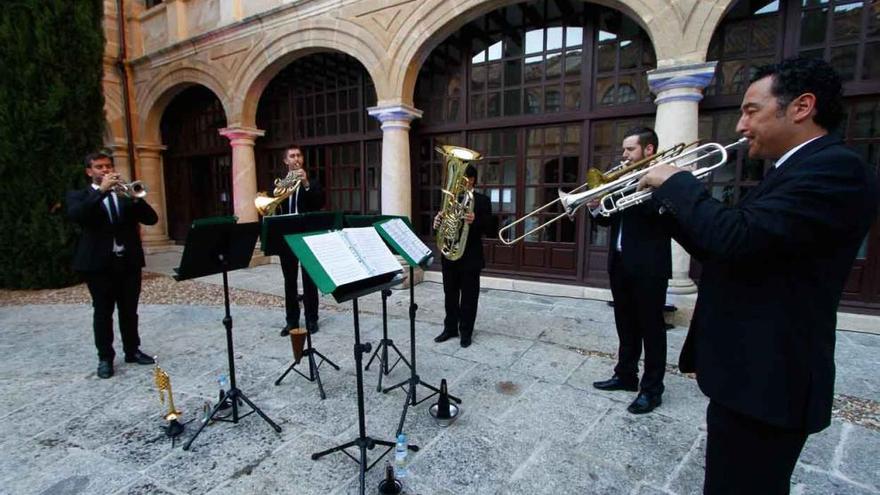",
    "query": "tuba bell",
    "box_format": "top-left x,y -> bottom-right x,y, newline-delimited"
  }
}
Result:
254,170 -> 302,217
435,145 -> 482,261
